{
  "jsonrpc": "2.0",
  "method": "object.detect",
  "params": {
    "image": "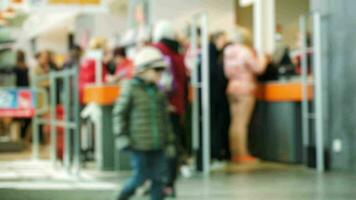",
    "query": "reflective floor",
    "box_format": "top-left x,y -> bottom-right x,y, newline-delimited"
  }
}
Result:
0,157 -> 355,200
